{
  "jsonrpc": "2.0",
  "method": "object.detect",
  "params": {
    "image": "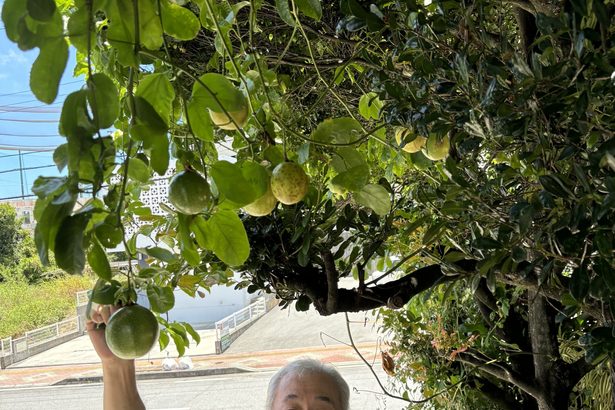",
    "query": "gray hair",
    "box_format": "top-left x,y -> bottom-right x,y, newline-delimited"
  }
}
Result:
266,358 -> 350,410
